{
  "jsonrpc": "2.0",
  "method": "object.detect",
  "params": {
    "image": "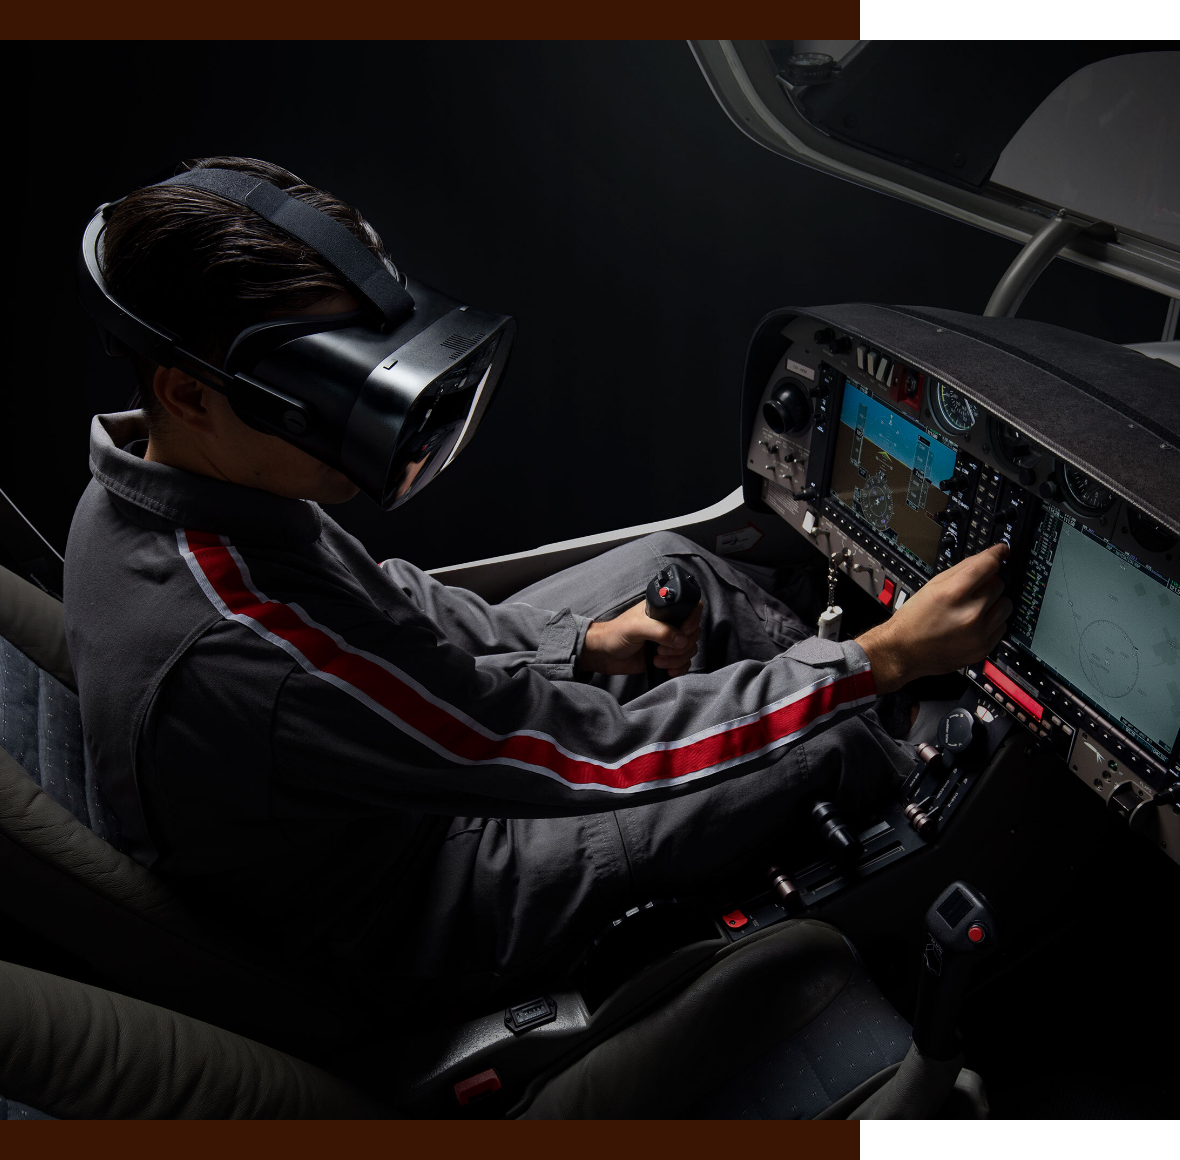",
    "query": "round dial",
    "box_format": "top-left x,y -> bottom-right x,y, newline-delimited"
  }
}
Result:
1059,462 -> 1117,515
931,381 -> 979,434
988,418 -> 1042,475
1127,508 -> 1178,555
